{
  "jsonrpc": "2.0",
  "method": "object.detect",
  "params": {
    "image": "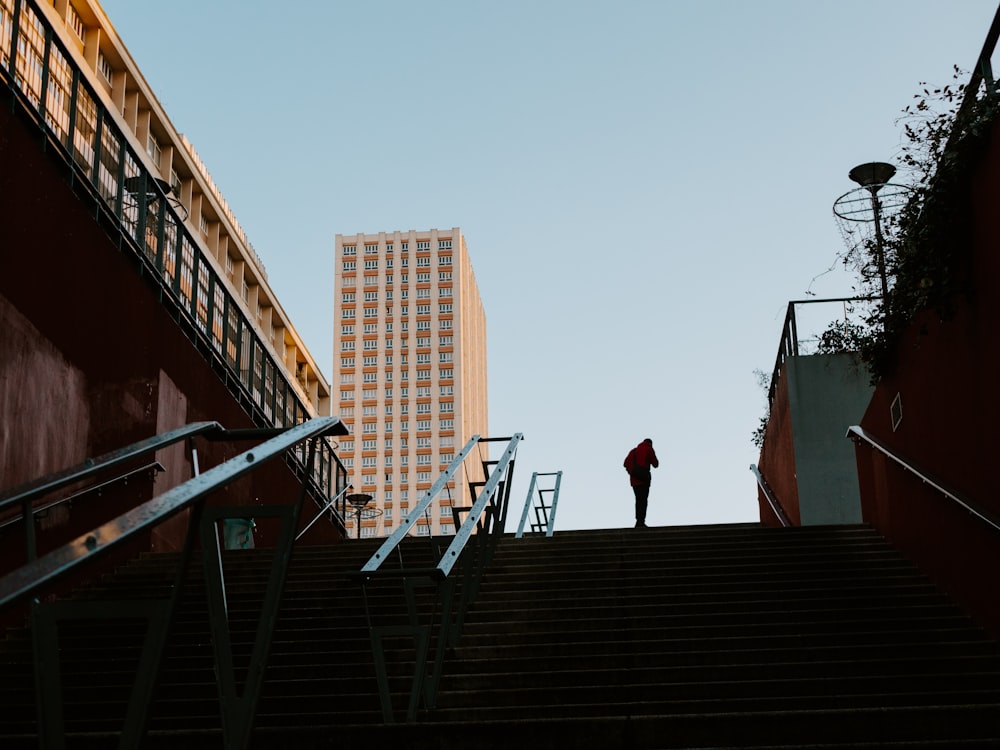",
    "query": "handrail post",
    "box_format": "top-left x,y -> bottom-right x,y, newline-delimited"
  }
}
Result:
545,471 -> 563,537
788,302 -> 799,357
352,433 -> 523,724
515,472 -> 540,538
515,471 -> 563,538
22,499 -> 37,561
